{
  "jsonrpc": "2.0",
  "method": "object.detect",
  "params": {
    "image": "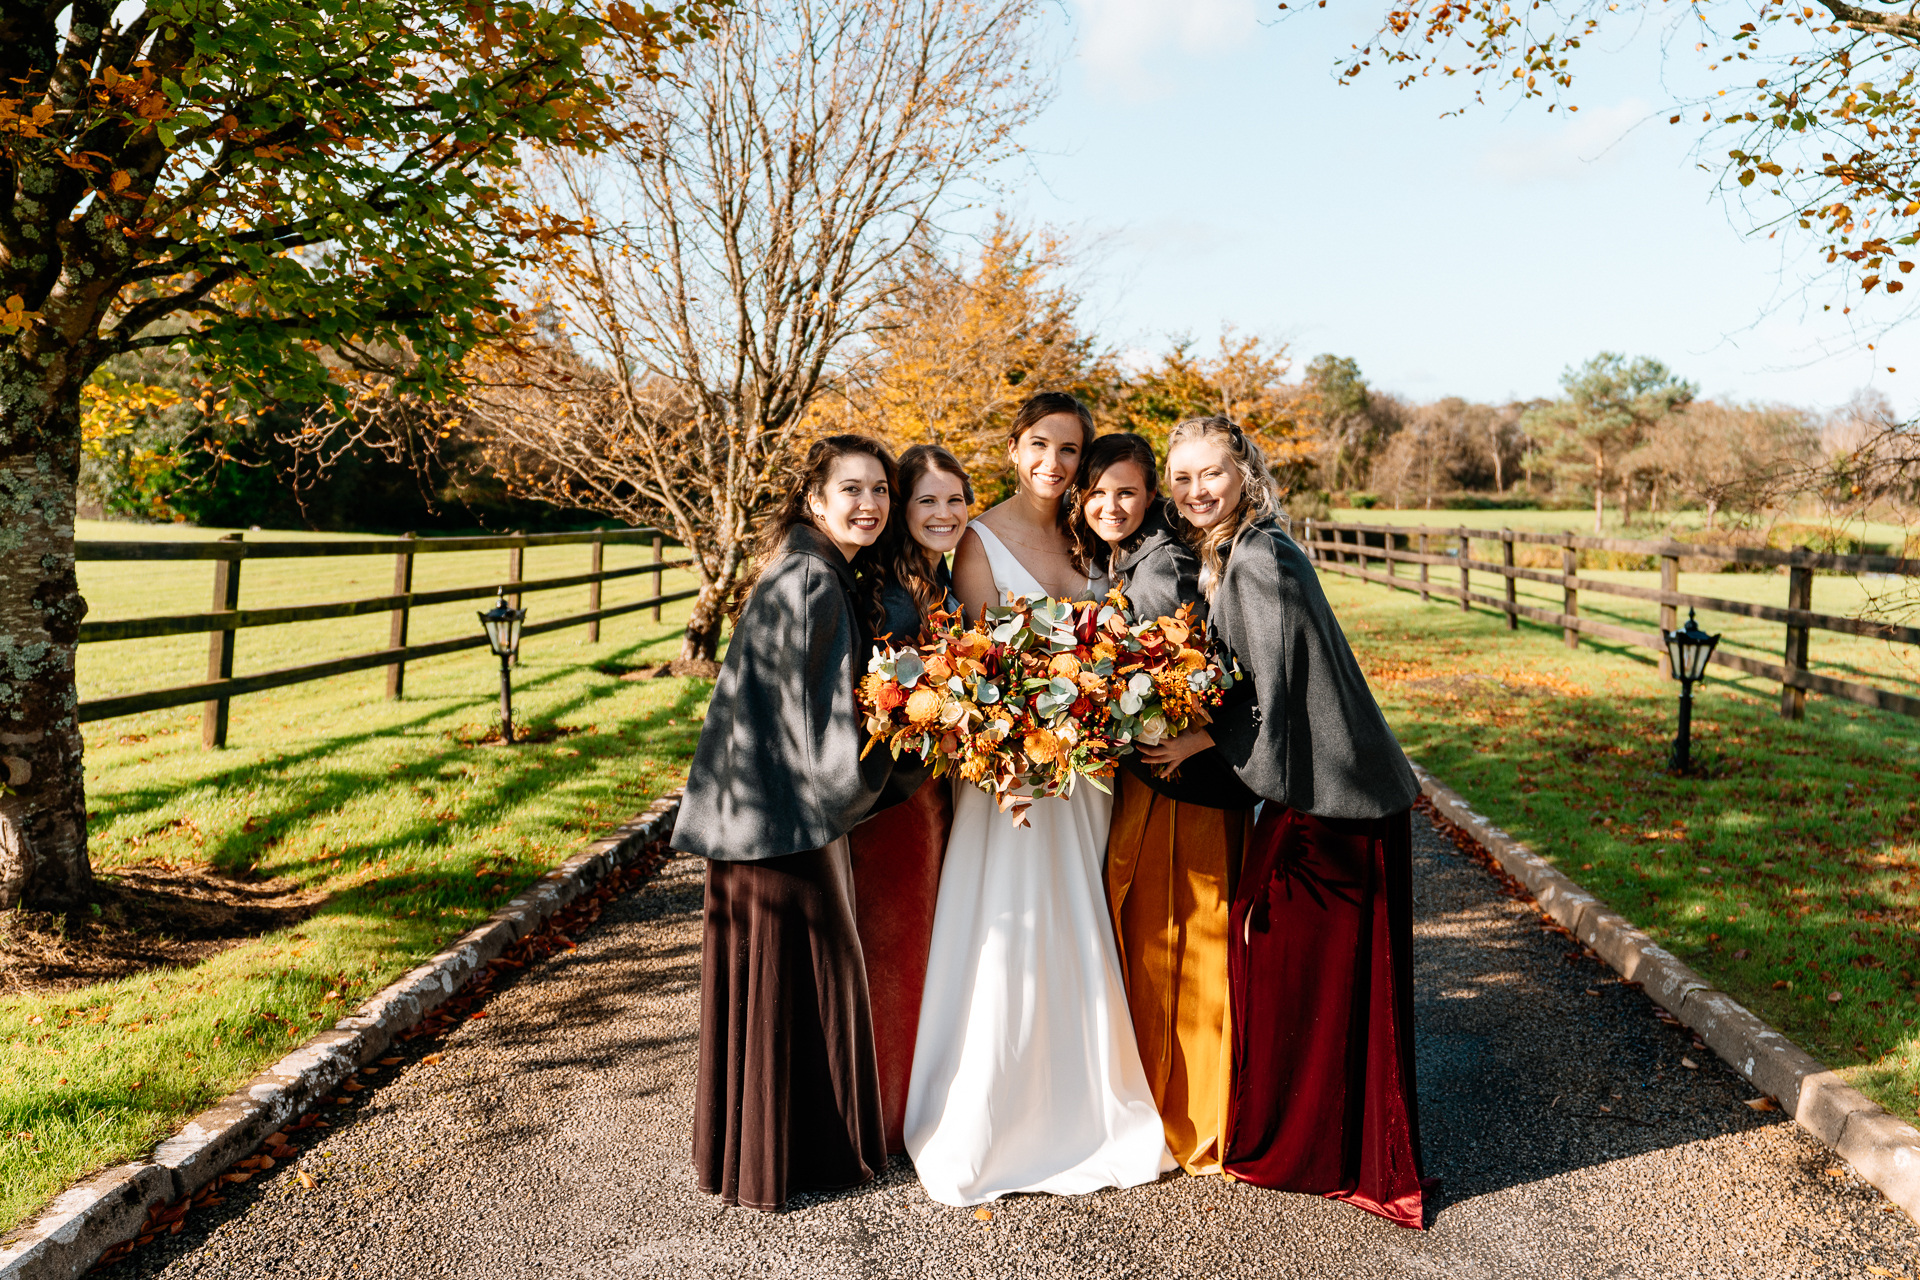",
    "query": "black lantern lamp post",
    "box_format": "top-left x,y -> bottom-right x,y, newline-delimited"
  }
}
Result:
478,590 -> 528,744
1663,607 -> 1721,774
